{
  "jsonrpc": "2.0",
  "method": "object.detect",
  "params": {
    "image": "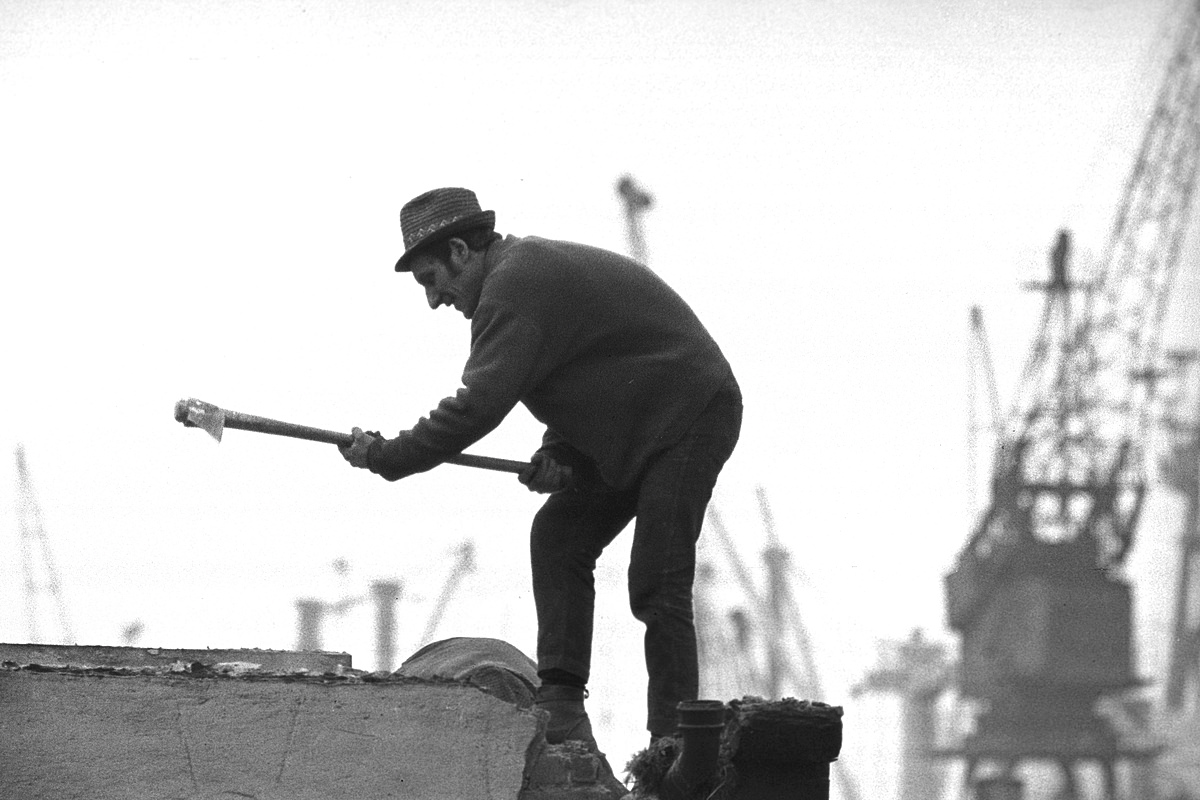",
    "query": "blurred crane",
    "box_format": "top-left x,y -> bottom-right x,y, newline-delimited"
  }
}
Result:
616,174 -> 654,265
698,487 -> 861,800
853,629 -> 957,800
14,444 -> 73,644
295,558 -> 400,668
295,541 -> 476,672
967,305 -> 1004,521
417,540 -> 476,645
852,306 -> 1003,800
943,3 -> 1200,798
700,499 -> 821,702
